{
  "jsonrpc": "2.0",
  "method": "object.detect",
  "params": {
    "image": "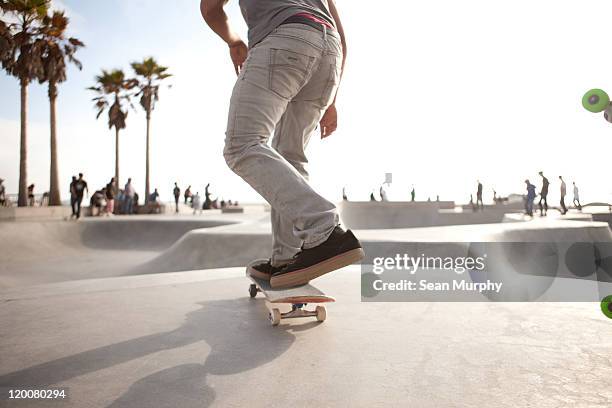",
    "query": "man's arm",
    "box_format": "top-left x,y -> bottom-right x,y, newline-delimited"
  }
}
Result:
200,0 -> 248,75
319,0 -> 346,138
